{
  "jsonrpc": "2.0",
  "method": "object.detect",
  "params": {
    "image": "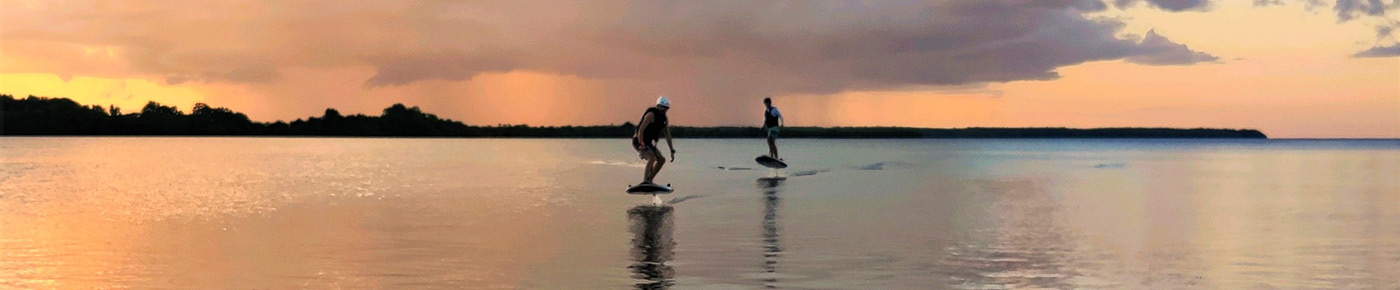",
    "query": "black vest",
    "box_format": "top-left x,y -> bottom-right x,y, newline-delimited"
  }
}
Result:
763,107 -> 779,128
637,107 -> 668,142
